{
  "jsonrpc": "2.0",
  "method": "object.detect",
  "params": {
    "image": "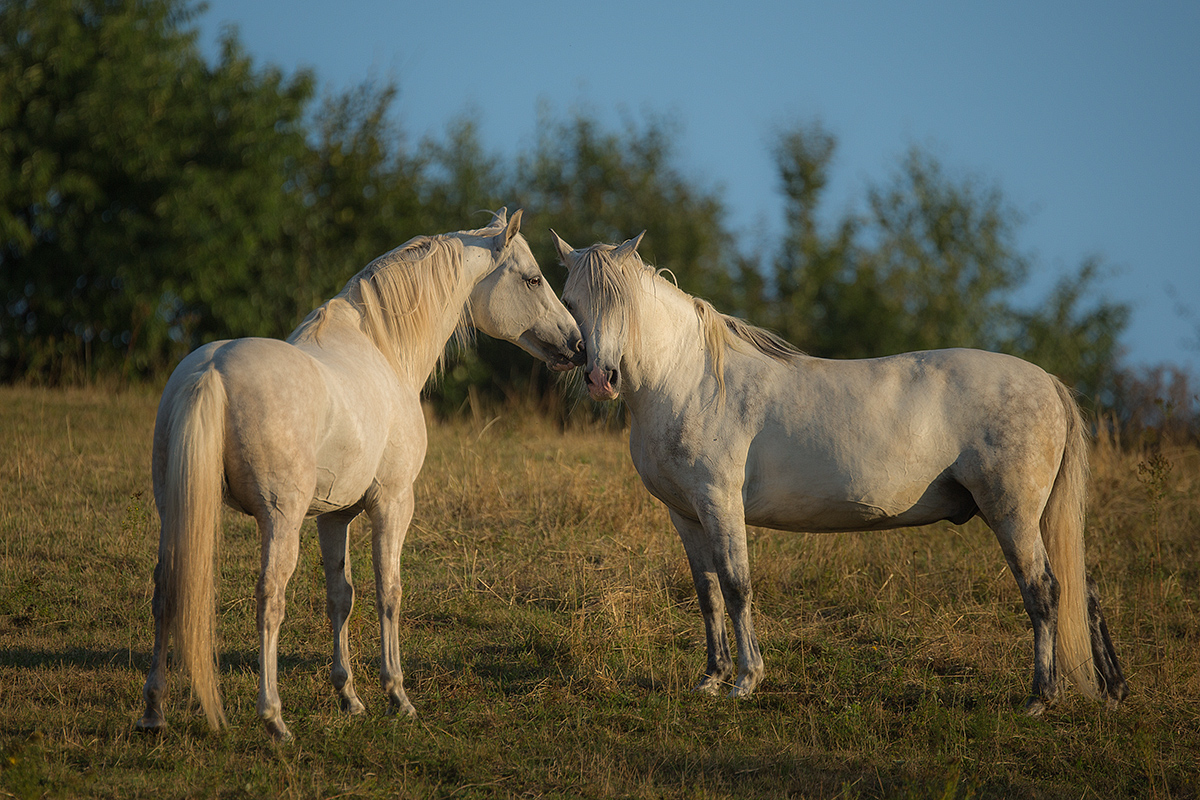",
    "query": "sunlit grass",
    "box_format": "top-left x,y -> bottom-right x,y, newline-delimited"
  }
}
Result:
1,385 -> 1197,798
